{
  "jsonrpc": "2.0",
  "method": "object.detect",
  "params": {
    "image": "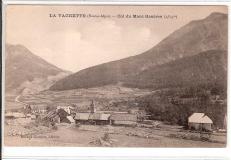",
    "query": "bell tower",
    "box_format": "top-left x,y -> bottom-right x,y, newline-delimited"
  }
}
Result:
90,100 -> 96,113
